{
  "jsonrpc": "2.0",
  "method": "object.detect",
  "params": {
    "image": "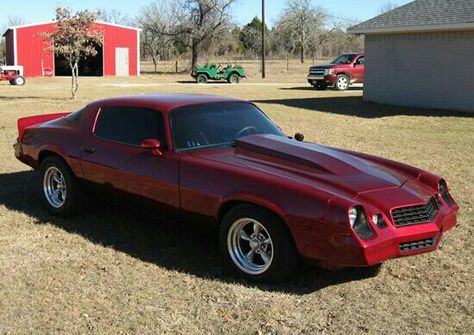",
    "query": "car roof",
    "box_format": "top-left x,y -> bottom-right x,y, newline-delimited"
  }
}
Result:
90,93 -> 246,114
